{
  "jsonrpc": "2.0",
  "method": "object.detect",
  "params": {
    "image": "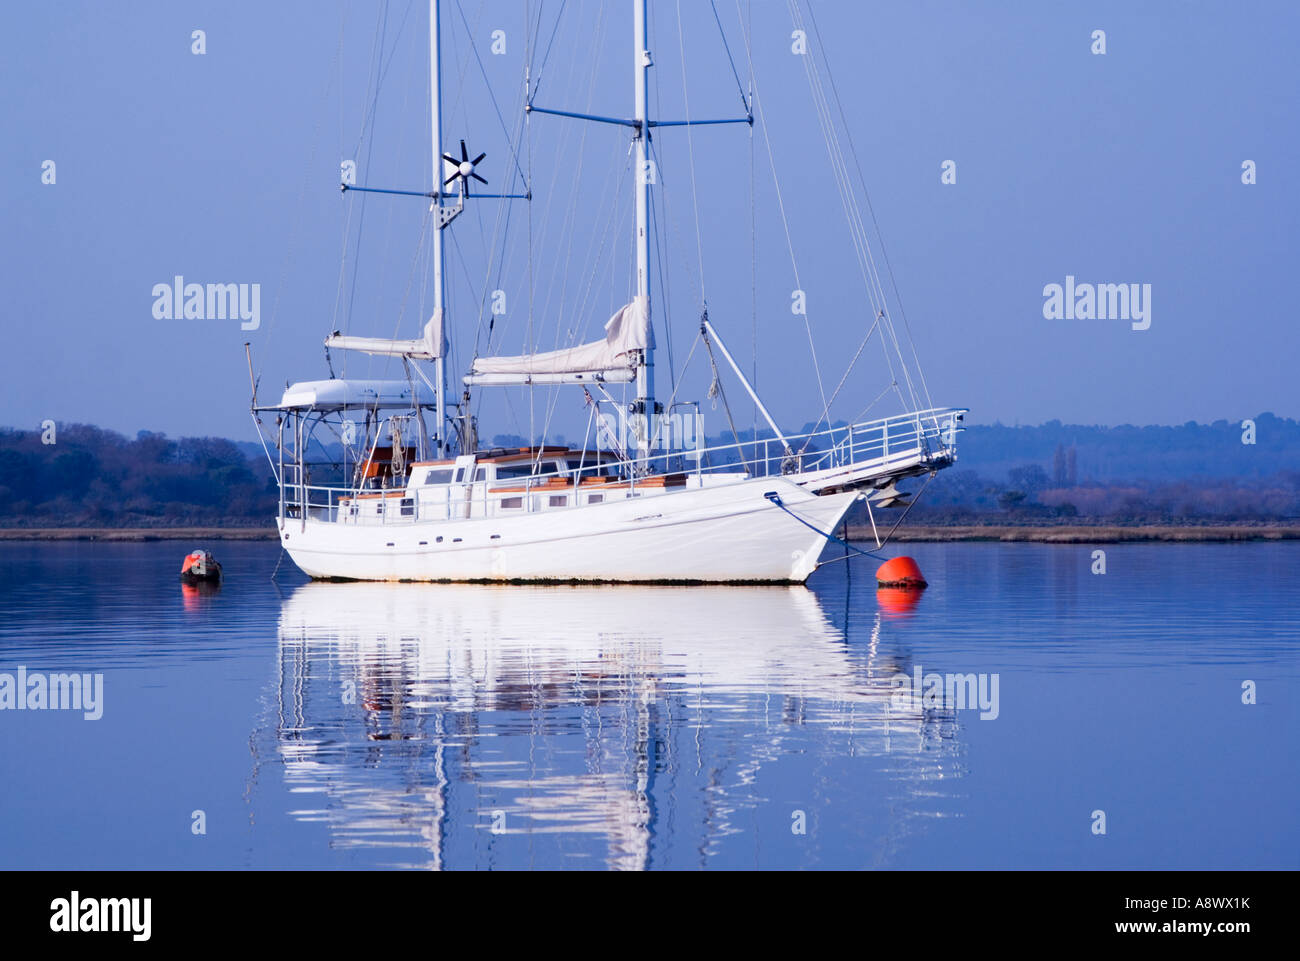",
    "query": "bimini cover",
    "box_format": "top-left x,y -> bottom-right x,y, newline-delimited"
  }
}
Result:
470,296 -> 652,377
275,379 -> 436,411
